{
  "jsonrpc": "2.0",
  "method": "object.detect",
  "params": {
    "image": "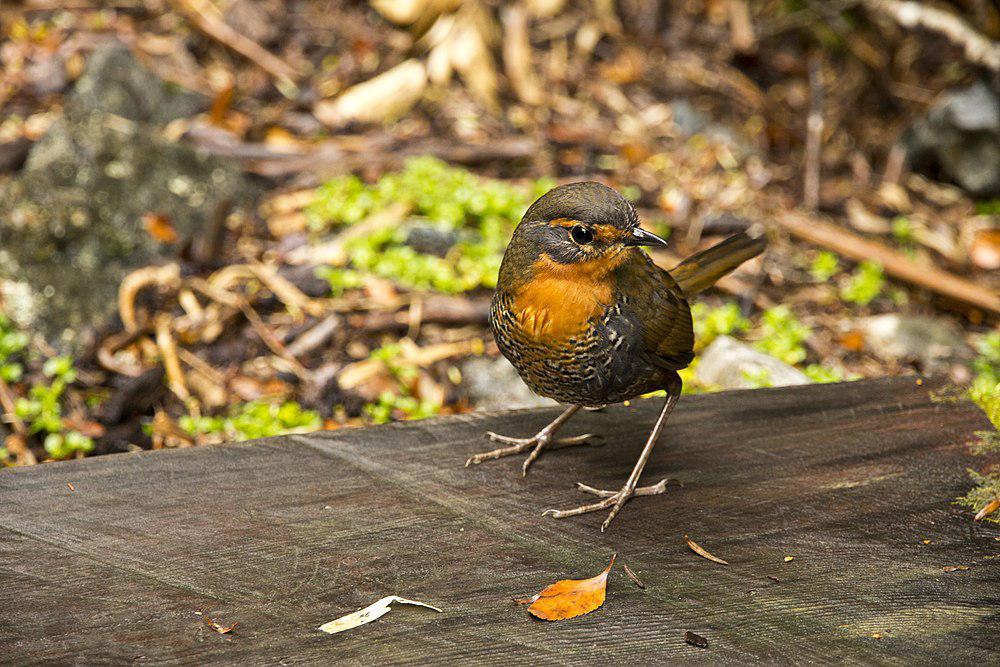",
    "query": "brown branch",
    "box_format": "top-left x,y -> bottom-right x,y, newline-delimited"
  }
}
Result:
728,0 -> 757,54
155,315 -> 191,402
803,56 -> 823,211
169,0 -> 301,86
776,211 -> 1000,314
864,0 -> 1000,71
